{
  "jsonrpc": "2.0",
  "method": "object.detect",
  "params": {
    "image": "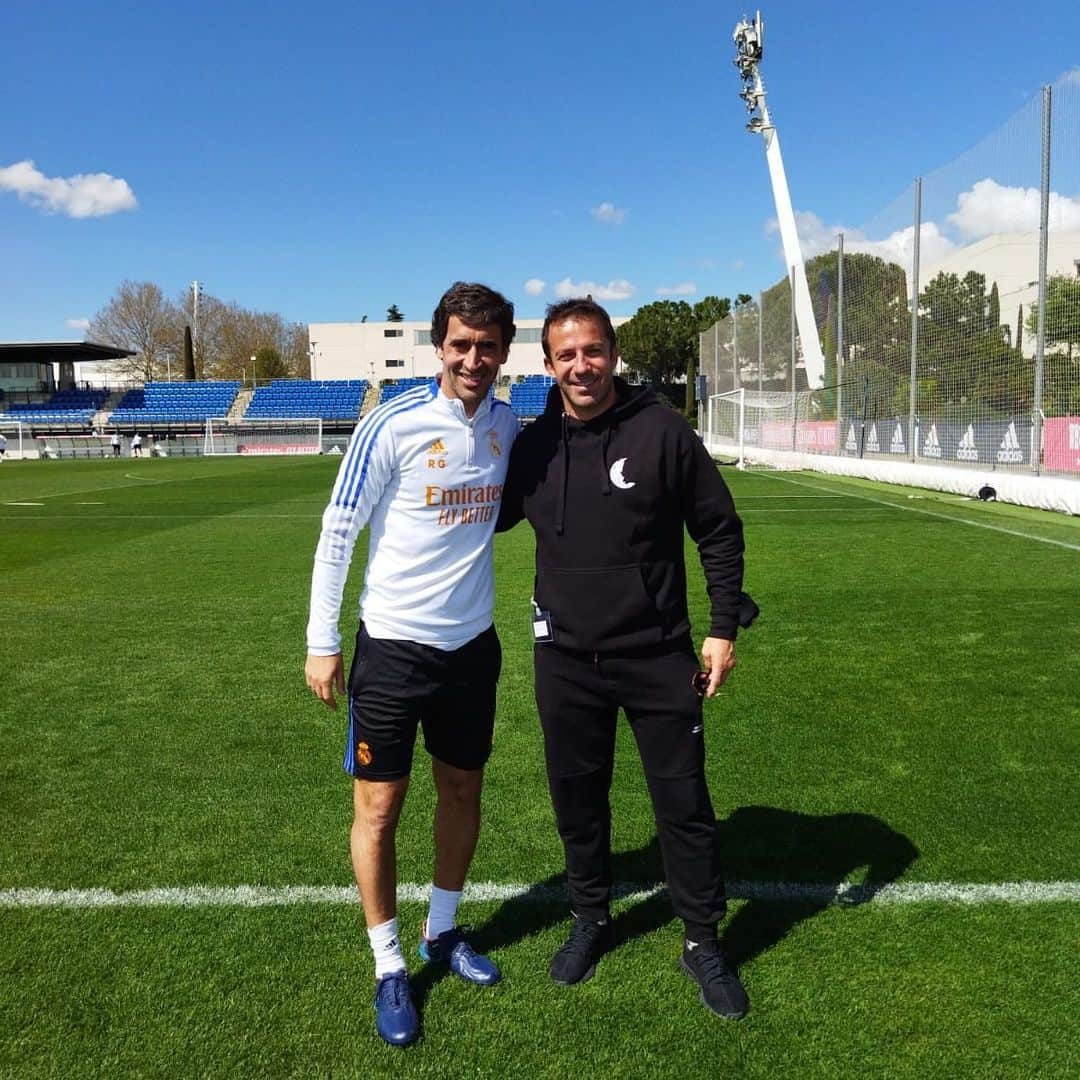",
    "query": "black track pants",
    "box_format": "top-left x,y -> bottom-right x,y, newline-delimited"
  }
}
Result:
534,640 -> 727,932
